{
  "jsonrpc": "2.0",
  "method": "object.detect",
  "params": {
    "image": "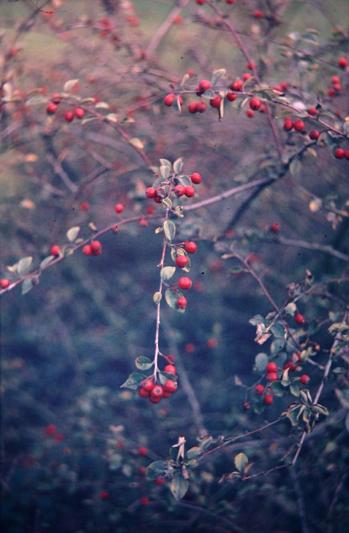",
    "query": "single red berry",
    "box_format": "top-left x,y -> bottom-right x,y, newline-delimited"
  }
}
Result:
164,93 -> 176,106
242,72 -> 253,81
79,201 -> 90,211
190,172 -> 202,184
138,446 -> 148,457
146,187 -> 156,198
249,97 -> 261,111
0,278 -> 10,289
188,102 -> 199,113
154,477 -> 165,486
210,95 -> 221,109
51,93 -> 61,104
334,147 -> 345,159
307,107 -> 318,116
140,496 -> 150,505
178,277 -> 192,290
294,119 -> 305,132
270,223 -> 280,233
246,61 -> 256,71
146,206 -> 155,215
230,79 -> 243,91
150,385 -> 163,401
263,394 -> 273,405
54,433 -> 64,443
46,102 -> 57,115
176,255 -> 189,268
266,372 -> 278,382
164,364 -> 177,375
207,337 -> 218,348
328,88 -> 336,97
163,380 -> 178,393
44,424 -> 57,436
253,9 -> 264,19
283,118 -> 294,131
50,245 -> 61,256
138,466 -> 146,475
299,374 -> 310,385
184,185 -> 195,197
283,361 -> 296,372
184,241 -> 197,254
226,91 -> 237,102
246,109 -> 255,118
199,79 -> 212,92
74,107 -> 85,119
309,130 -> 320,140
138,387 -> 149,398
332,75 -> 341,85
255,384 -> 265,395
294,312 -> 305,325
114,203 -> 124,214
142,378 -> 155,392
90,240 -> 102,255
174,184 -> 186,197
338,56 -> 348,69
64,110 -> 74,123
266,362 -> 278,373
99,490 -> 109,500
82,244 -> 92,256
197,101 -> 207,113
177,295 -> 187,310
